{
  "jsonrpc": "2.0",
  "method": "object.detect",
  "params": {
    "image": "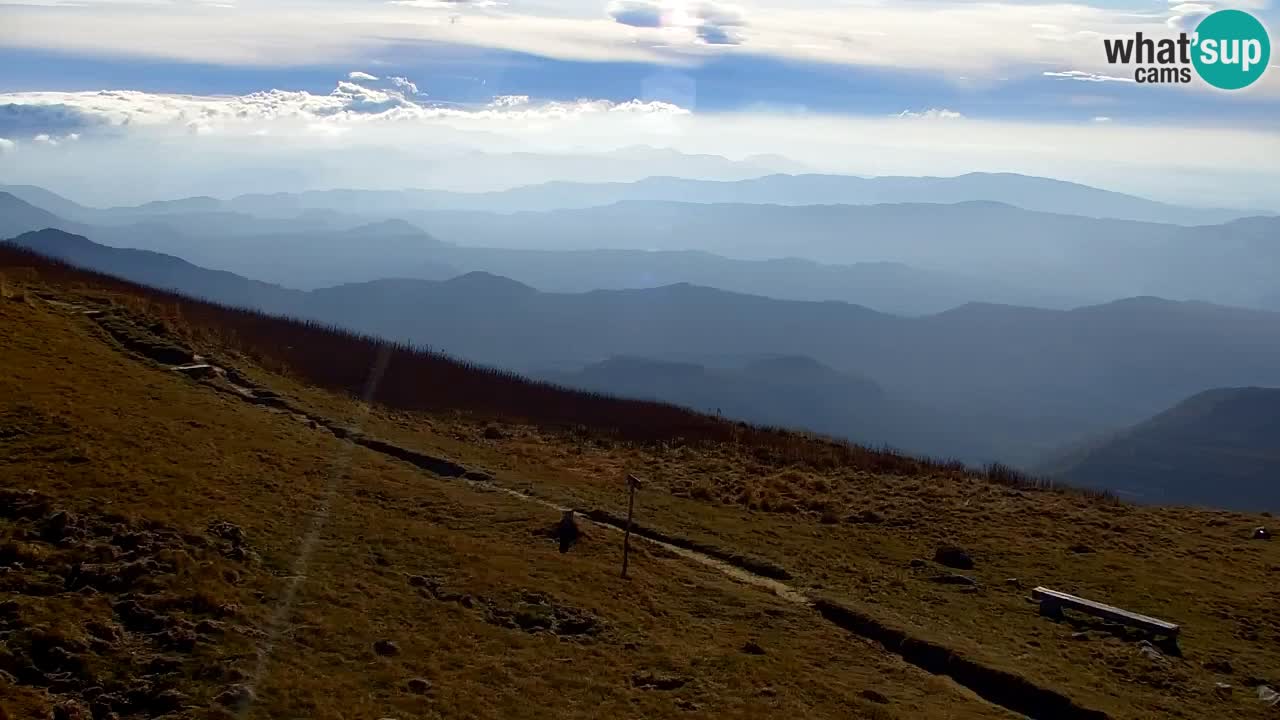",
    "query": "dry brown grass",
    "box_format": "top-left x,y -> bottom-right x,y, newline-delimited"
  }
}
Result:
1,279 -> 1007,719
